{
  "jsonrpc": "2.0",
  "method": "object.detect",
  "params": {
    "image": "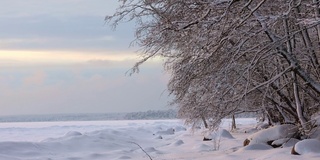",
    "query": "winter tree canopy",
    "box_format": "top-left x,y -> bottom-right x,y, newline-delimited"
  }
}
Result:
107,0 -> 320,134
